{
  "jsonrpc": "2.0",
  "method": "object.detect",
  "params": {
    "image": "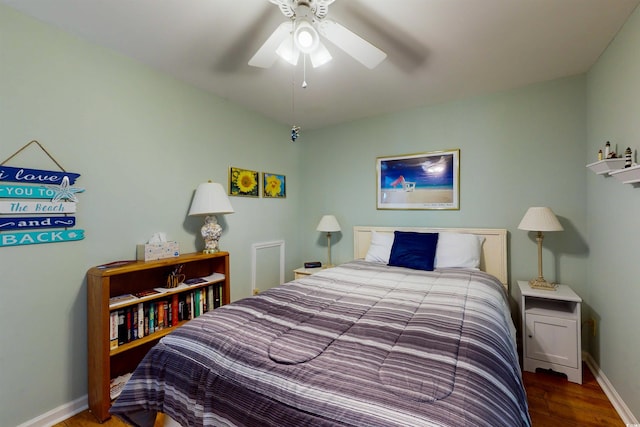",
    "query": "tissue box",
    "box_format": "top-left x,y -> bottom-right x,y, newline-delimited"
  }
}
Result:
136,242 -> 180,261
